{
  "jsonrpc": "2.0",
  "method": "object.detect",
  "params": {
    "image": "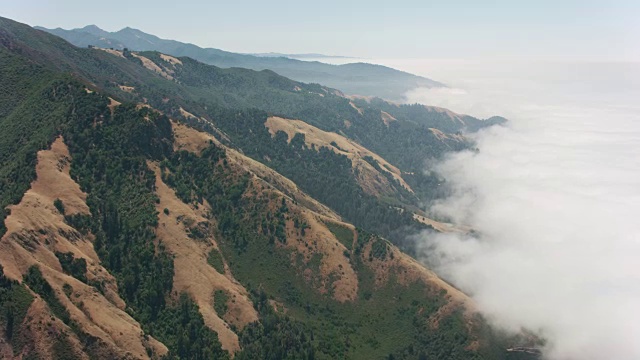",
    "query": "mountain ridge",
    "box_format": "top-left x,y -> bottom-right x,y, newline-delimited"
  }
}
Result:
35,24 -> 445,100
